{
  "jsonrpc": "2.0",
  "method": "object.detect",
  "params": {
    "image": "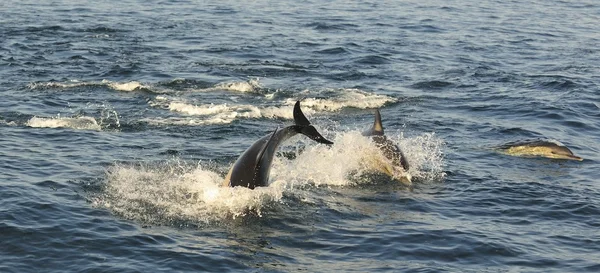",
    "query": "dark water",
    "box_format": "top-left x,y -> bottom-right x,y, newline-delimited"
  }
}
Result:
1,0 -> 599,272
